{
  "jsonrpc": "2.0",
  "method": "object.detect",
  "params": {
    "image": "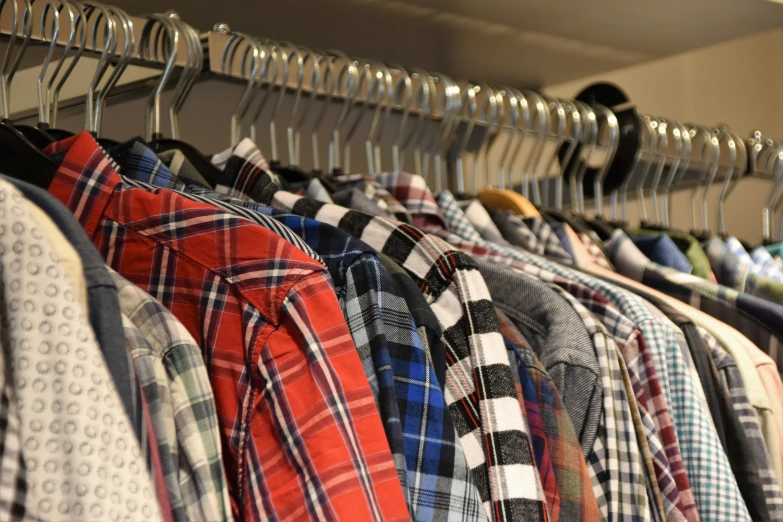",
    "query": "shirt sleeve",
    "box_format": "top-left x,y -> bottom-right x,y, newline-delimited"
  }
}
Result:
249,271 -> 410,522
